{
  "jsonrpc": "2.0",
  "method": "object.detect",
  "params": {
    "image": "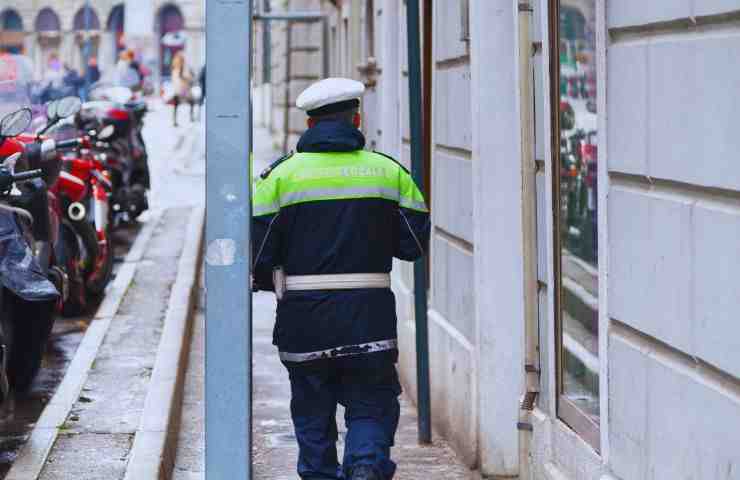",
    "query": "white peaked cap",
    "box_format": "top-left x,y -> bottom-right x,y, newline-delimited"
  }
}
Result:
296,77 -> 365,114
